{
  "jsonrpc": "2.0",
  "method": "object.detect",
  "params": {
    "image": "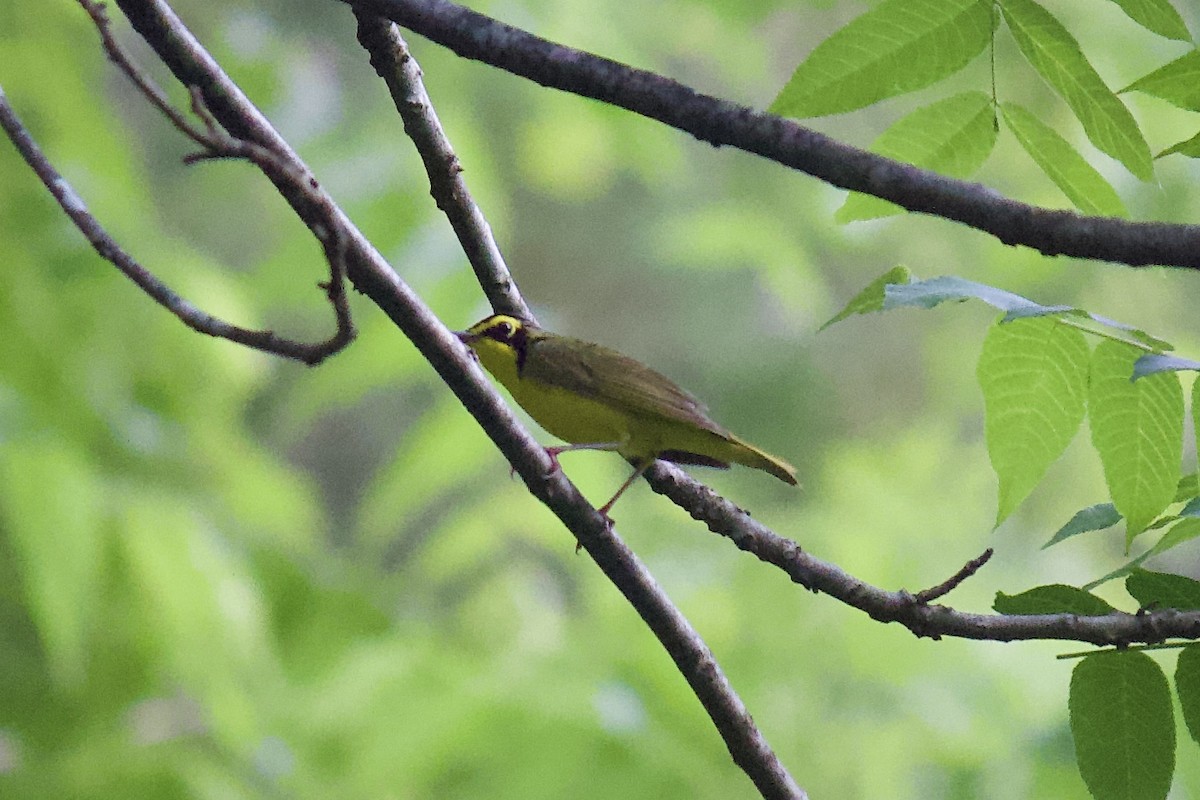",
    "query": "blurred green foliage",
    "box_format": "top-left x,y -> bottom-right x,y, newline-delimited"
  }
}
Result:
2,1 -> 1200,798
